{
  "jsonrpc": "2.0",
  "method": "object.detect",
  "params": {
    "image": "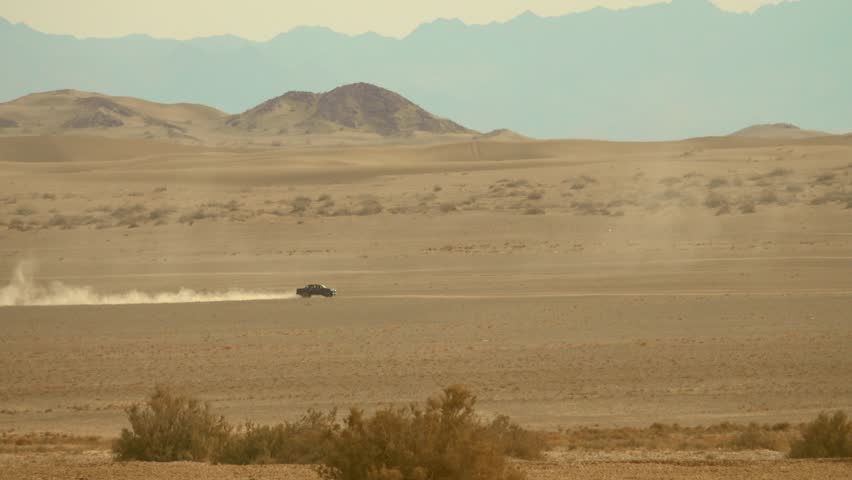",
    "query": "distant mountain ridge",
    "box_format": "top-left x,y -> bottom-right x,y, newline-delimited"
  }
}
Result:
226,83 -> 473,136
1,0 -> 851,139
730,123 -> 832,140
0,83 -> 478,144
